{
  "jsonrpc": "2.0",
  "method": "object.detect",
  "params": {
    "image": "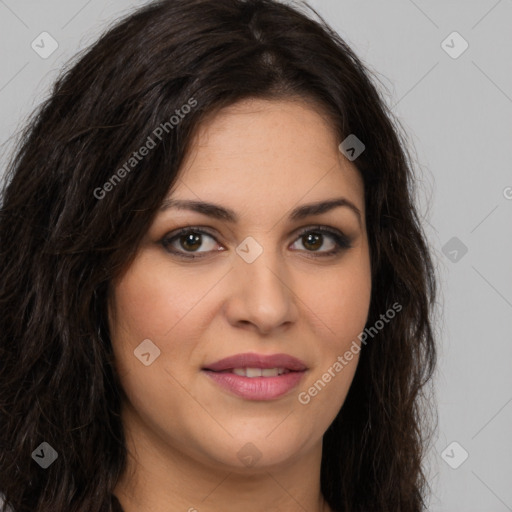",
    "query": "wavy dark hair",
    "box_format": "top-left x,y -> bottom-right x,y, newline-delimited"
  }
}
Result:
0,0 -> 437,511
